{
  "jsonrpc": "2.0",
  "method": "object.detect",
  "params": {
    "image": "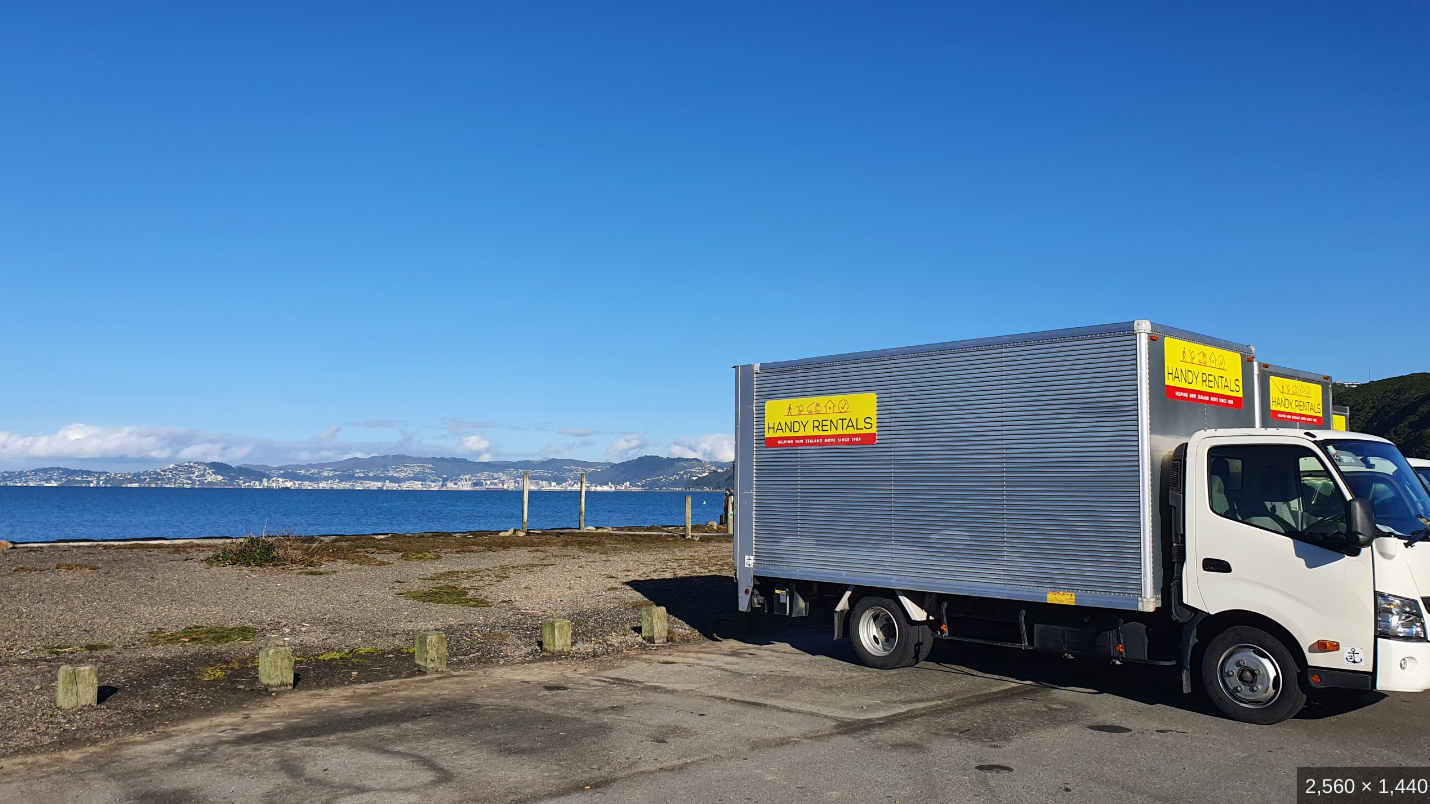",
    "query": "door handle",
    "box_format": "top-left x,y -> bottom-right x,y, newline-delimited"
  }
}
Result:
1202,558 -> 1233,573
